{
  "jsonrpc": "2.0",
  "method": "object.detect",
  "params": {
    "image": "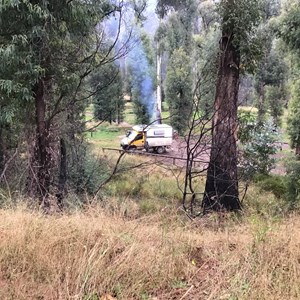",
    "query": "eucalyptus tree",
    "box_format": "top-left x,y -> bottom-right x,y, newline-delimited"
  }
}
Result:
264,49 -> 287,126
202,0 -> 263,212
165,47 -> 193,135
254,0 -> 282,123
129,29 -> 156,124
287,80 -> 300,156
0,0 -> 126,207
92,62 -> 124,124
155,0 -> 197,133
279,0 -> 300,157
279,0 -> 300,57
